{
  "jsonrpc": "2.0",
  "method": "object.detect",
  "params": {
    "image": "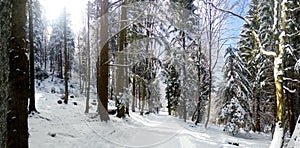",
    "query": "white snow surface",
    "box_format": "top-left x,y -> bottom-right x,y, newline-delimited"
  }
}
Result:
29,77 -> 272,148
